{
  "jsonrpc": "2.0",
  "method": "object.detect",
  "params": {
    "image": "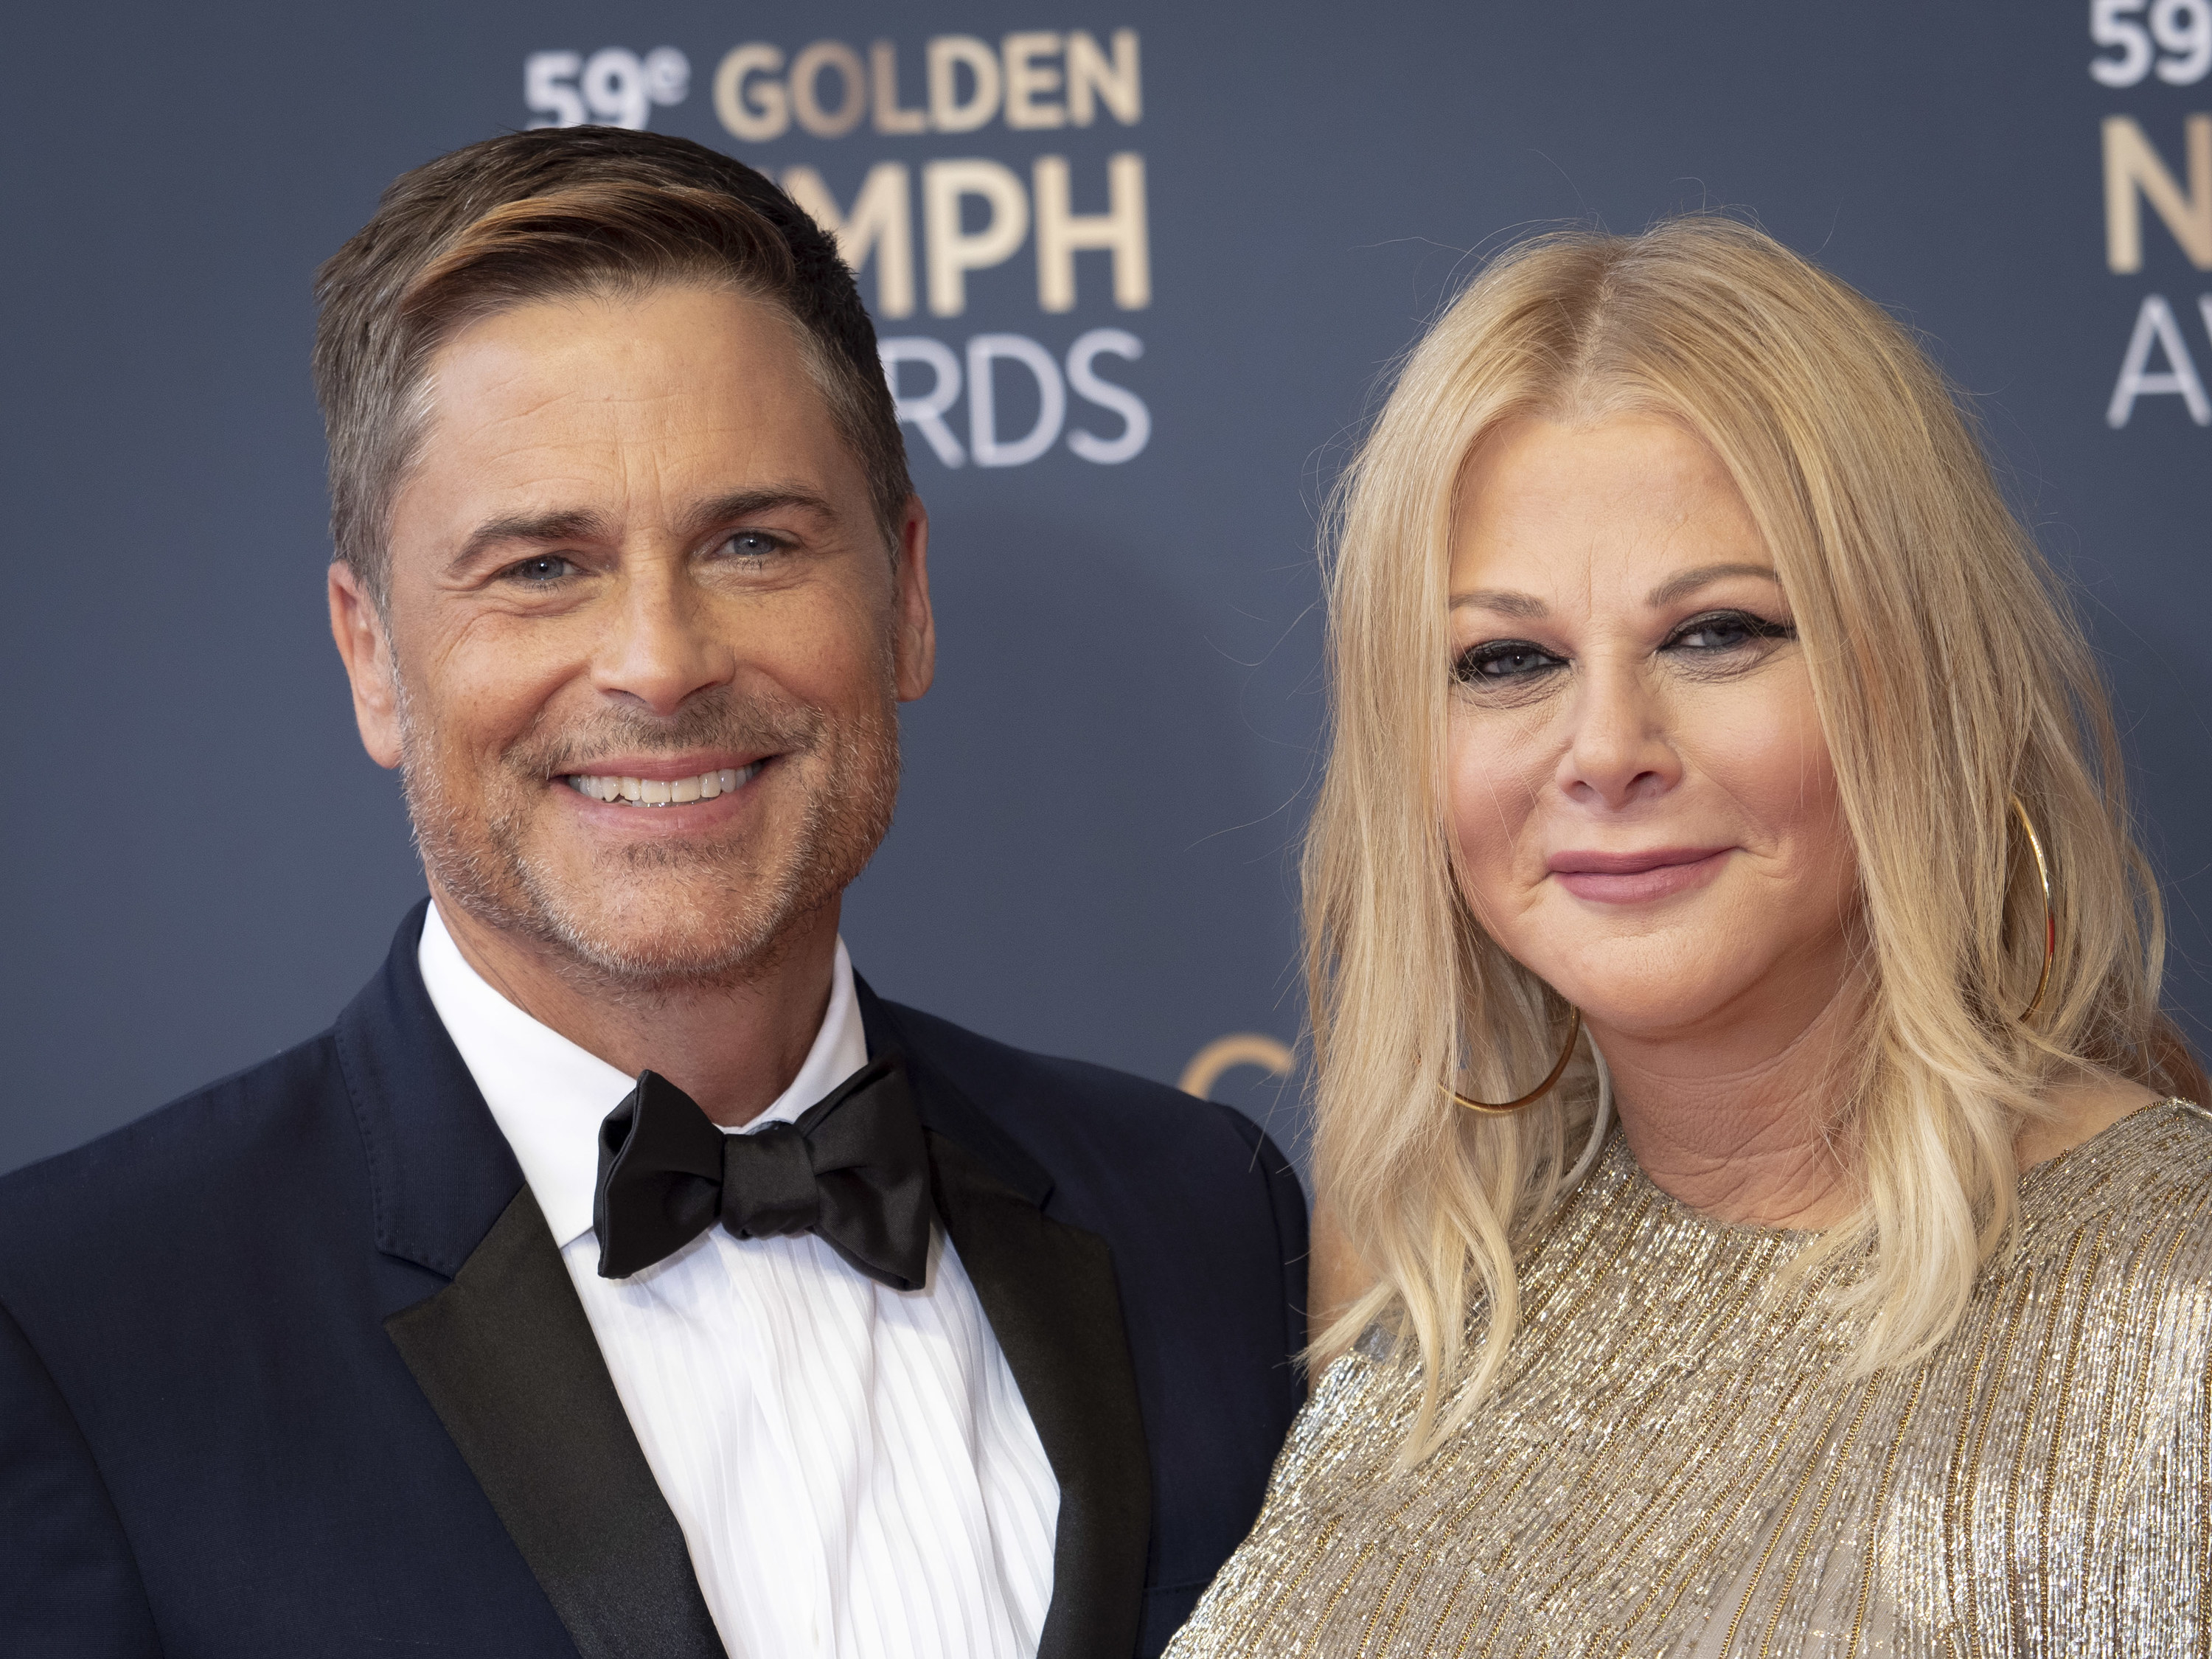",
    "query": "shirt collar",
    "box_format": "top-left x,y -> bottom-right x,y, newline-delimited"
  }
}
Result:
416,900 -> 869,1250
